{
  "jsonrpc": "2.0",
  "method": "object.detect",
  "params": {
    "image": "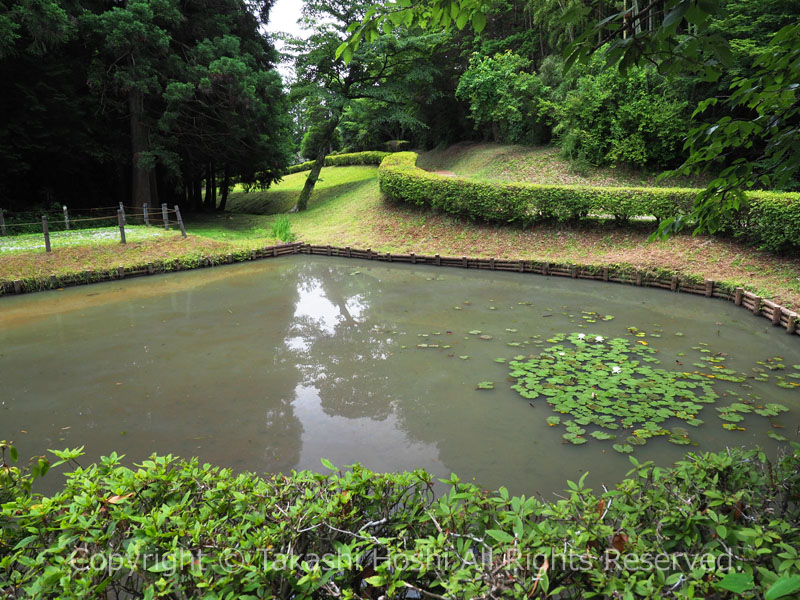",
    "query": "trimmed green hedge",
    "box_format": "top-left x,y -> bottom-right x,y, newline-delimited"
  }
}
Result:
378,152 -> 800,252
285,151 -> 391,175
2,443 -> 799,598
